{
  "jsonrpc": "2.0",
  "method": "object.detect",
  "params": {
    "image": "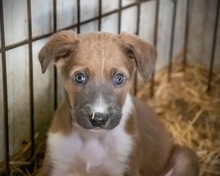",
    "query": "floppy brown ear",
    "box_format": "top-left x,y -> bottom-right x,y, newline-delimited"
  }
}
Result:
38,30 -> 78,73
119,32 -> 157,81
